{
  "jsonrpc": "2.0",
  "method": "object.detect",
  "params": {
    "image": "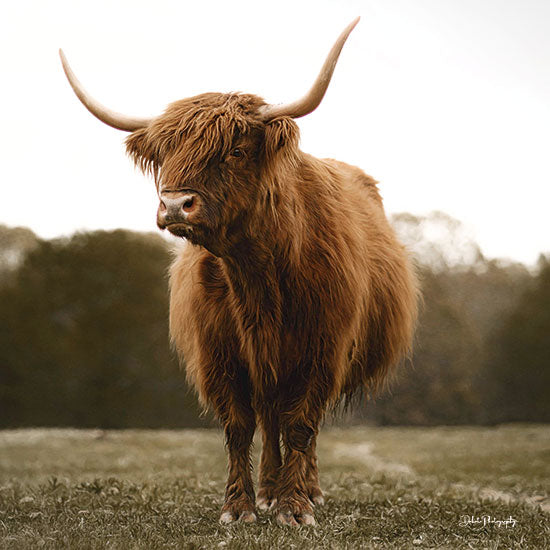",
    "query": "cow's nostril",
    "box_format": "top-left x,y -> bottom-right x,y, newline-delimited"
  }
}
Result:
182,196 -> 196,213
